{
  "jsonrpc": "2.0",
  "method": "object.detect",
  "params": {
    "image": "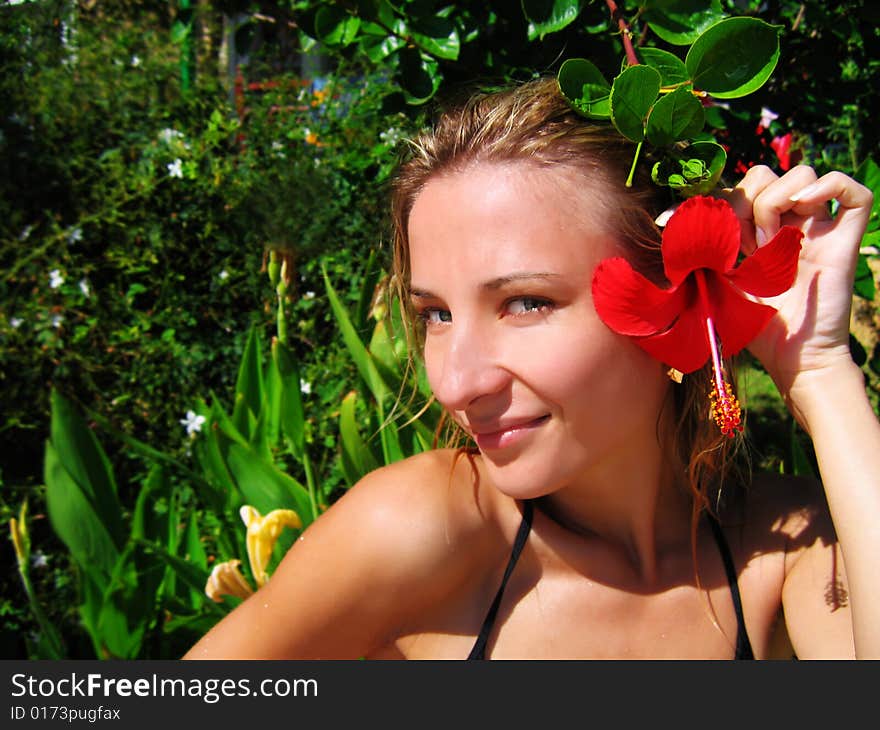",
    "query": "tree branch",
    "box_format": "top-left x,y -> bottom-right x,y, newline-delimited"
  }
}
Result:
605,0 -> 640,66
